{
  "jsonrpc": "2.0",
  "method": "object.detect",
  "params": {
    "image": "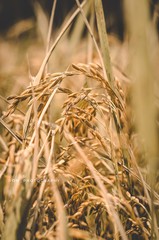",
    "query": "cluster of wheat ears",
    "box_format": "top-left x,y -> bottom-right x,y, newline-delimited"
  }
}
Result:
0,0 -> 159,239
